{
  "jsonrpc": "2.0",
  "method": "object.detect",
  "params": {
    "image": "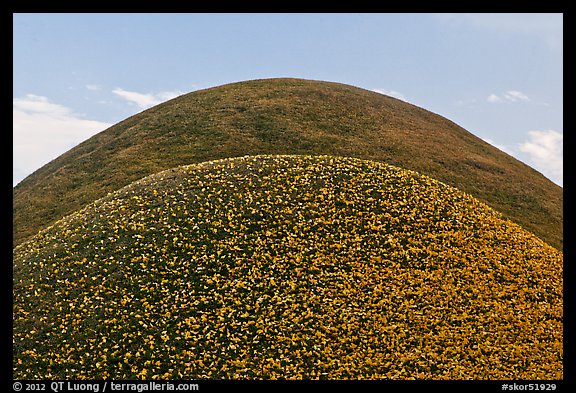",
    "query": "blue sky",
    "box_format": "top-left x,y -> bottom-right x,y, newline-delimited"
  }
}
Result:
13,13 -> 563,186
